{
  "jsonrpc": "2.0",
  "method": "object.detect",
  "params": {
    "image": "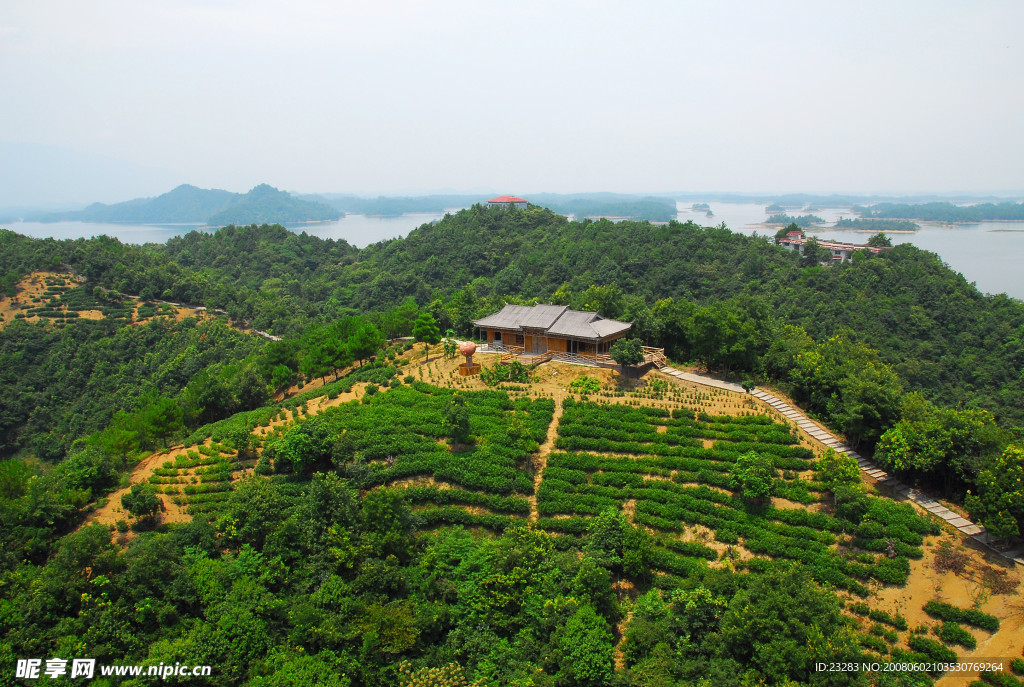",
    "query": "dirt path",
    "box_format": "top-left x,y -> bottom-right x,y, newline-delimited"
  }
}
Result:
254,383 -> 367,440
528,400 -> 563,522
